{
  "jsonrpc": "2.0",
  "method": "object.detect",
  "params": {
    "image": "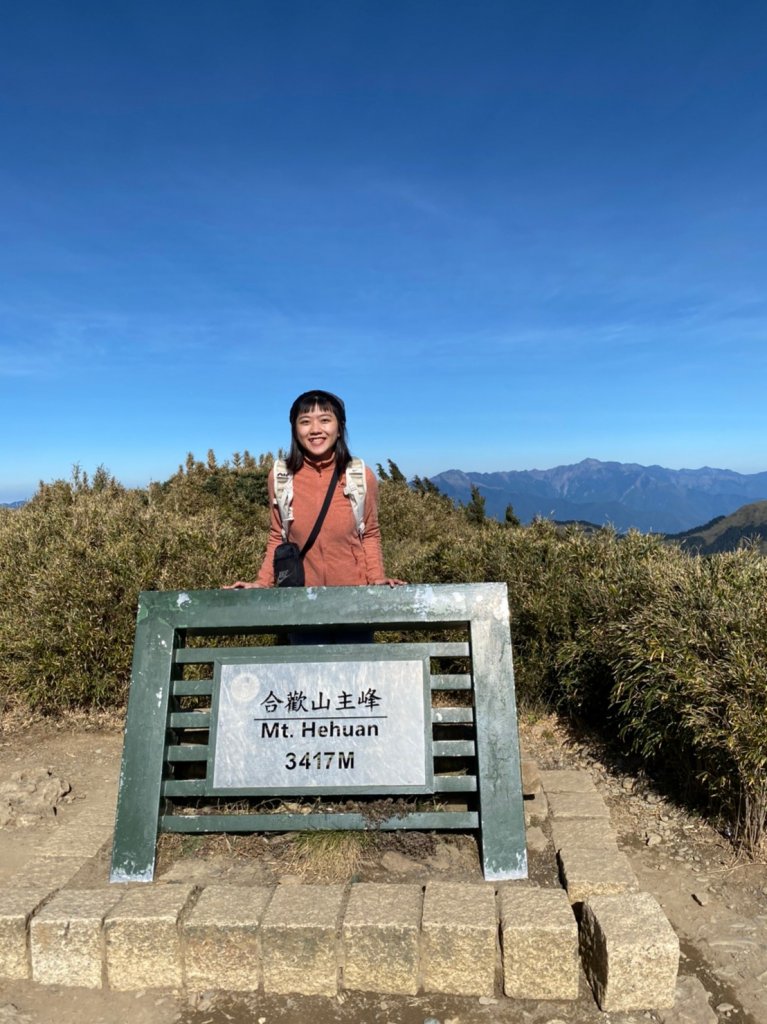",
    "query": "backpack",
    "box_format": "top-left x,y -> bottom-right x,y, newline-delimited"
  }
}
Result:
272,457 -> 367,542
